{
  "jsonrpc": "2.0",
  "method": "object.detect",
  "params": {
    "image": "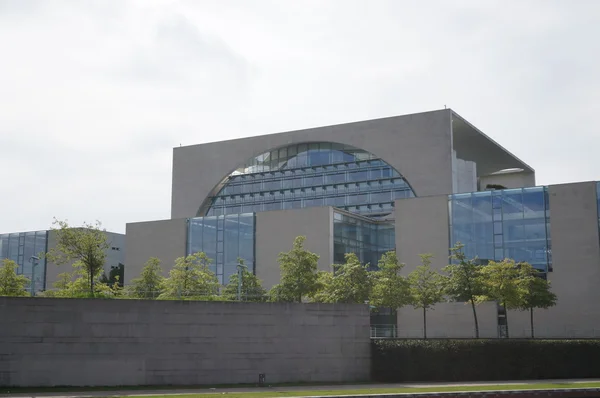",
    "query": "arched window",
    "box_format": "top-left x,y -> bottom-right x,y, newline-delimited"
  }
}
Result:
200,142 -> 415,218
